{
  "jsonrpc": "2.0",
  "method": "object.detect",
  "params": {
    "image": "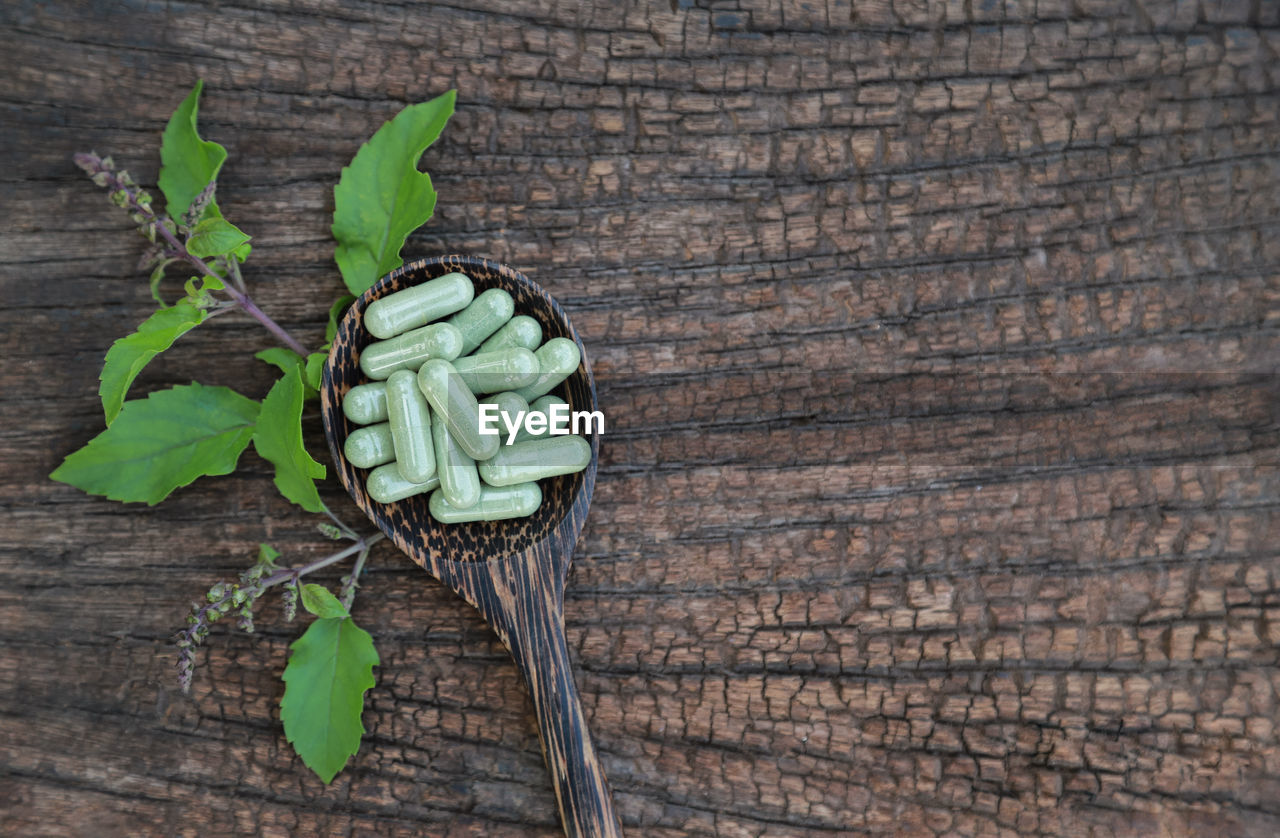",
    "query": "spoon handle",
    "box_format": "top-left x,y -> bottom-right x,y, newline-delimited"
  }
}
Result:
480,552 -> 623,838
